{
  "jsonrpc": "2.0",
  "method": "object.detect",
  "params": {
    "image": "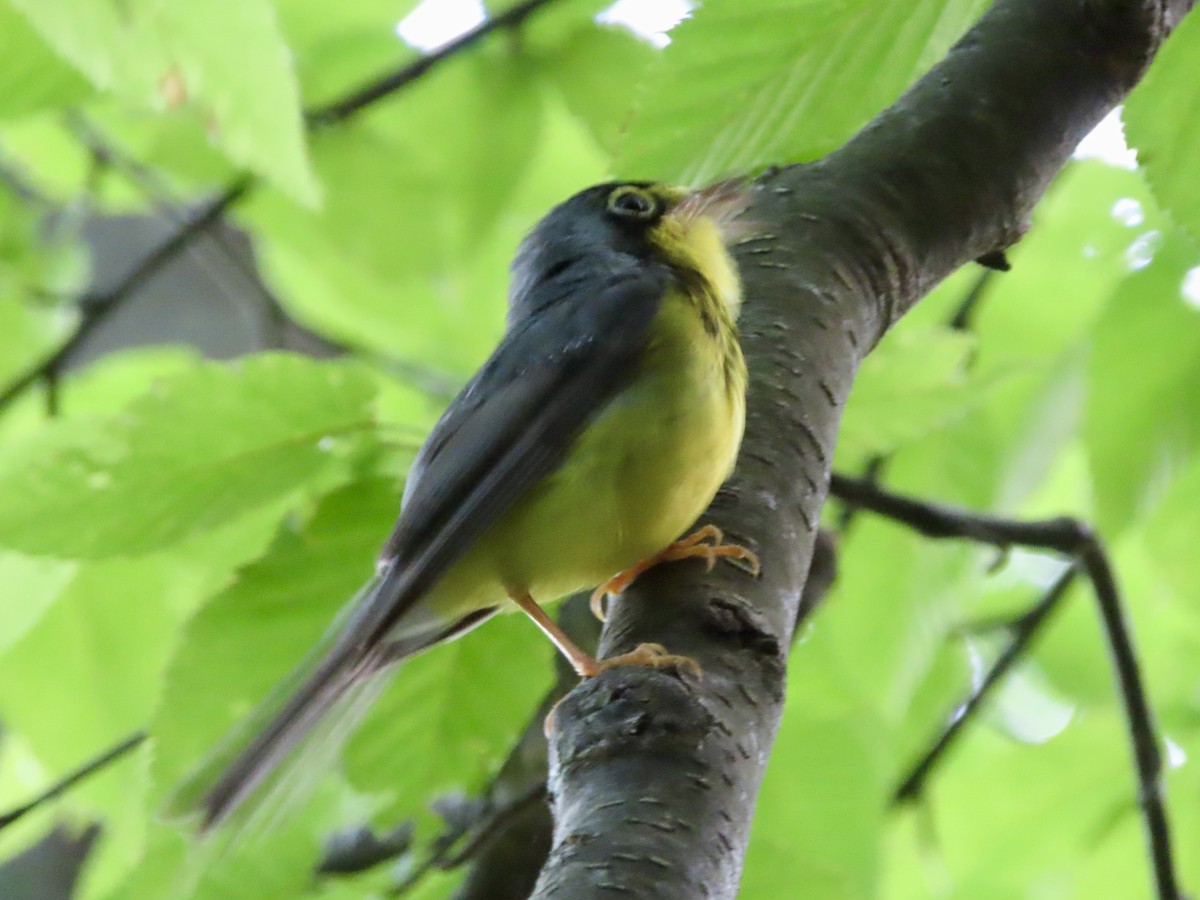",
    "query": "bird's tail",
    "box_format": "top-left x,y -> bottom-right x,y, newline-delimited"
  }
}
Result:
166,574 -> 496,832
